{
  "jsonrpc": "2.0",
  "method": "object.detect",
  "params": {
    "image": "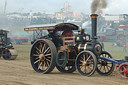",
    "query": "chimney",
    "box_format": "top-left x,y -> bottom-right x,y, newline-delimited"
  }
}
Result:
90,14 -> 98,42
